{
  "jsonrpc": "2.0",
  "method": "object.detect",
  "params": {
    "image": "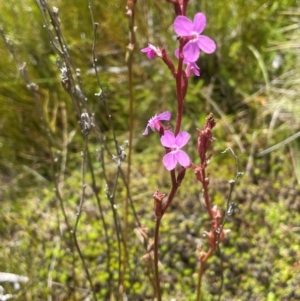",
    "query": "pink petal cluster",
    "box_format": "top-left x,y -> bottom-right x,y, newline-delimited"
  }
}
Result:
174,13 -> 216,62
141,44 -> 162,59
161,131 -> 190,170
143,111 -> 171,135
